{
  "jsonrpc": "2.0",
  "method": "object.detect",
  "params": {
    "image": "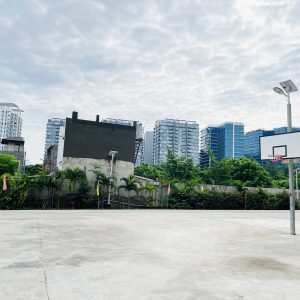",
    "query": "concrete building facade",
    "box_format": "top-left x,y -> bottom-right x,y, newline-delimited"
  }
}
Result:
44,144 -> 58,173
58,112 -> 136,187
0,137 -> 25,172
0,103 -> 23,149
